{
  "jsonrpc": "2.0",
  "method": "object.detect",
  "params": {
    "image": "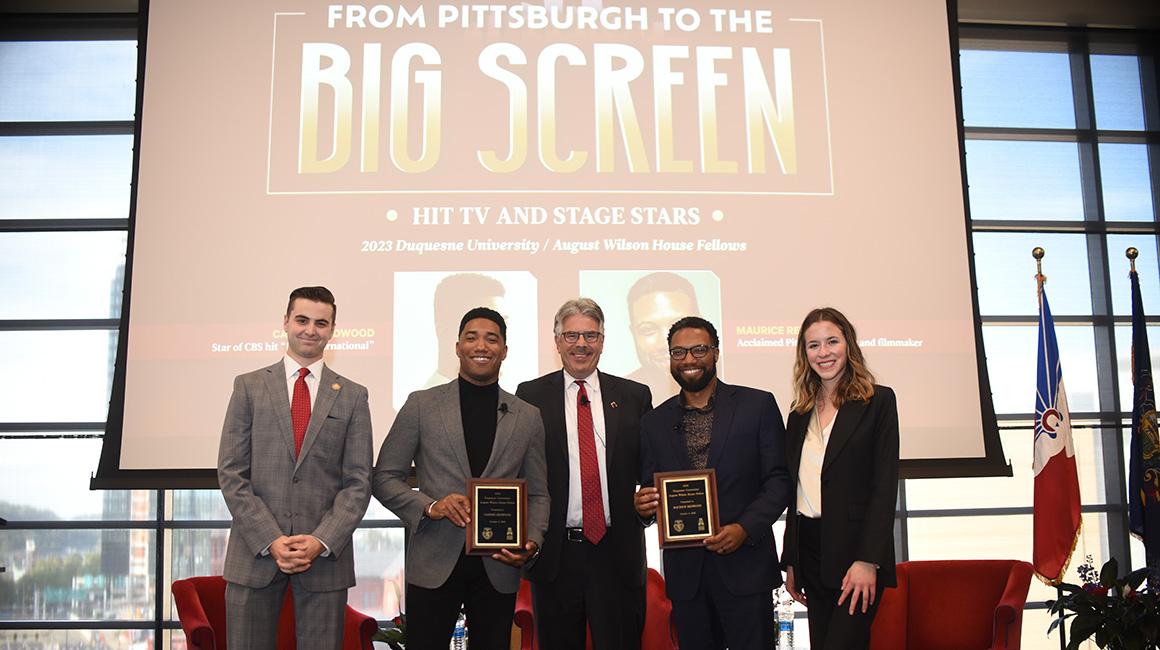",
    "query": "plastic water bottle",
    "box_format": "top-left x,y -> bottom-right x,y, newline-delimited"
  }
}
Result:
451,609 -> 467,650
776,589 -> 795,649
